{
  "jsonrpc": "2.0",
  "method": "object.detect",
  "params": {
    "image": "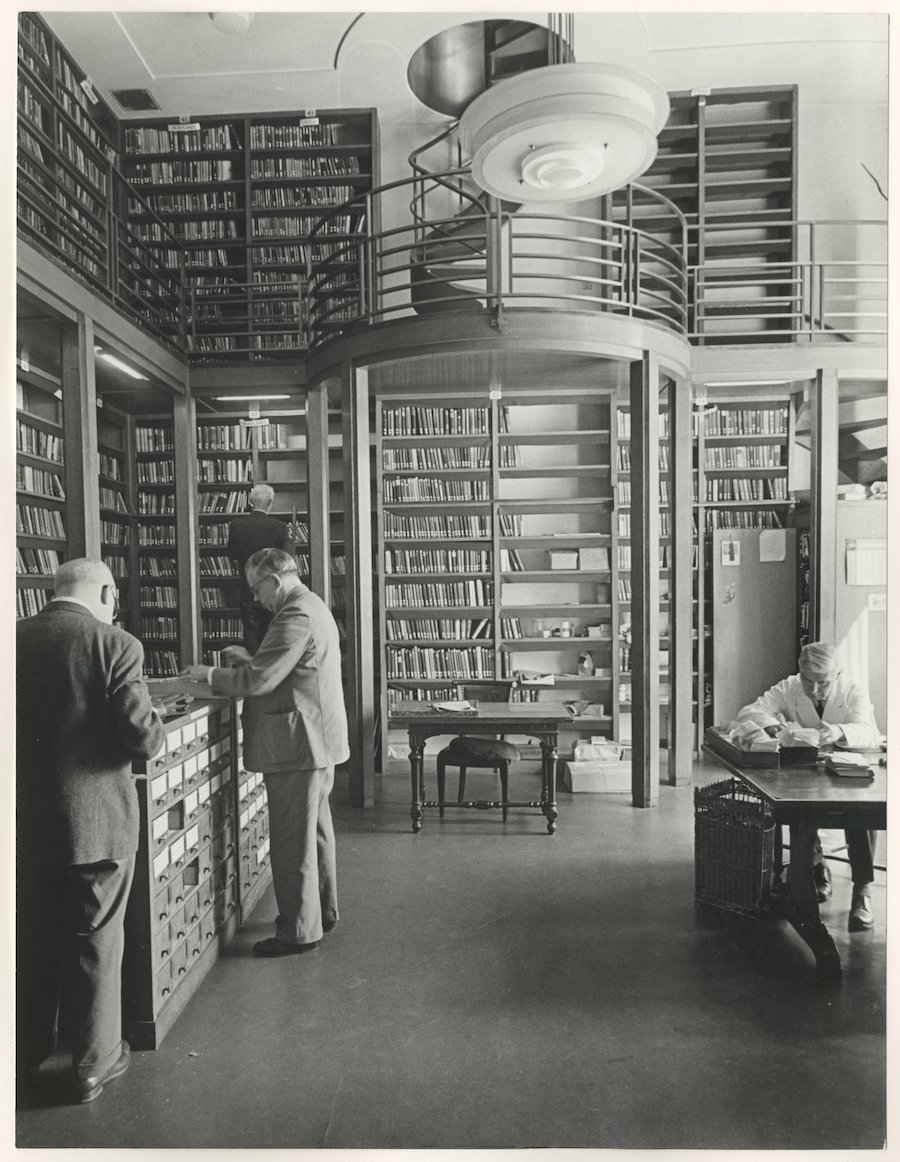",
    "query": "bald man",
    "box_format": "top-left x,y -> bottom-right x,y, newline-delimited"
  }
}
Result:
737,642 -> 881,931
17,558 -> 164,1103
